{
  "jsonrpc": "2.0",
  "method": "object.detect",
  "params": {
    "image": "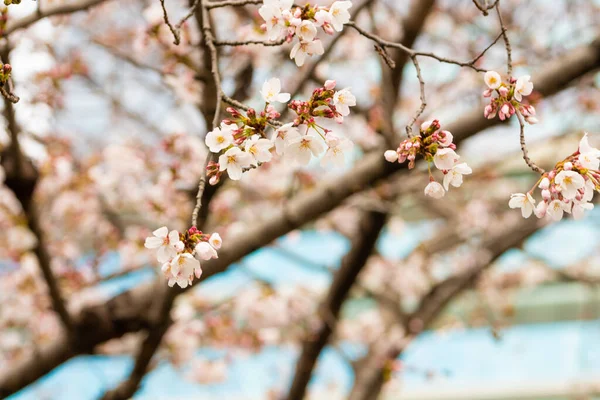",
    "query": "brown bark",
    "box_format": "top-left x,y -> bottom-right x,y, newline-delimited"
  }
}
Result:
285,210 -> 388,400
